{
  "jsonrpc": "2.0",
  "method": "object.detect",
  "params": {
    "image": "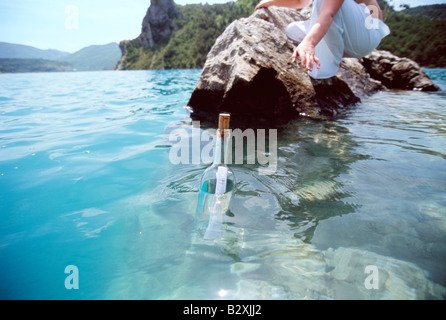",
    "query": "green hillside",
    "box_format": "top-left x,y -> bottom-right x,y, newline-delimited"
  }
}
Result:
120,0 -> 446,70
59,42 -> 121,71
378,2 -> 446,67
120,0 -> 257,70
400,4 -> 446,21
